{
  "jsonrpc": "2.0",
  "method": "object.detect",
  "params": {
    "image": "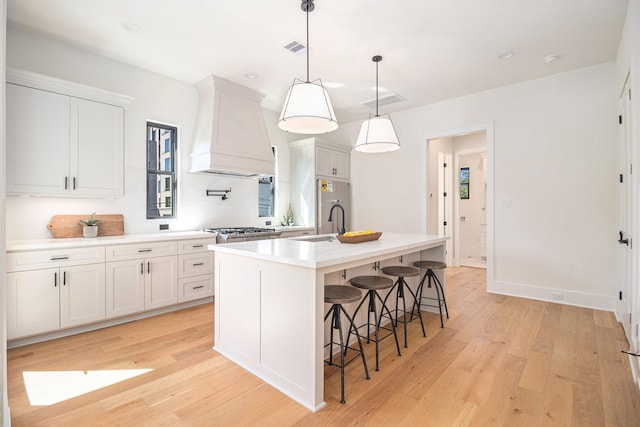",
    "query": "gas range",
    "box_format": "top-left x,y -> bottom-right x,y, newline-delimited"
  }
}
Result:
204,227 -> 282,243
